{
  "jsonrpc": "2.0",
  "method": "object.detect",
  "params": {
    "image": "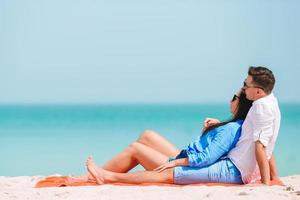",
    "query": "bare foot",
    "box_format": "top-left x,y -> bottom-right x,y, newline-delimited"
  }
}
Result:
74,171 -> 95,181
69,173 -> 96,183
86,157 -> 105,185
